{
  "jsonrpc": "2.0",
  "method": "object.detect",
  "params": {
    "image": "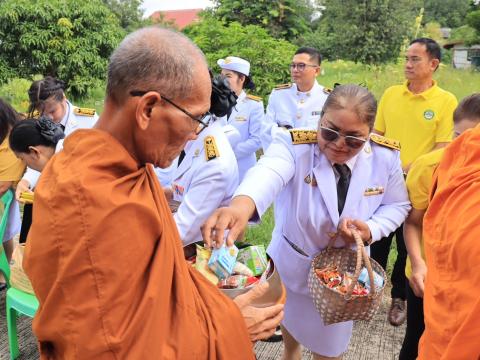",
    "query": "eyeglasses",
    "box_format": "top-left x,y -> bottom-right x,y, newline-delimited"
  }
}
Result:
289,63 -> 319,71
319,126 -> 368,149
129,90 -> 211,135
